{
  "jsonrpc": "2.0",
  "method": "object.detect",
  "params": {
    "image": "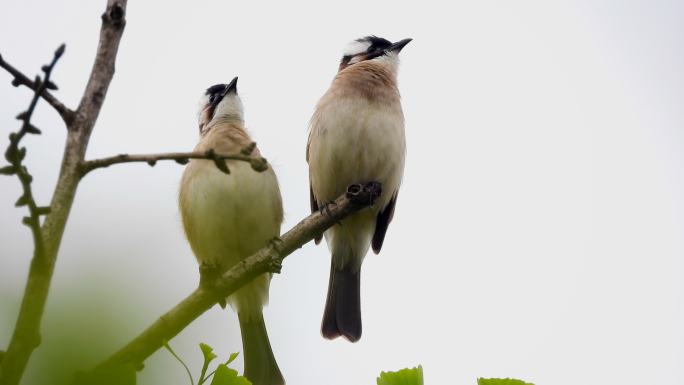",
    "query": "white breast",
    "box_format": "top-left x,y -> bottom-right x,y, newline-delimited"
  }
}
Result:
309,97 -> 406,210
179,159 -> 282,266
